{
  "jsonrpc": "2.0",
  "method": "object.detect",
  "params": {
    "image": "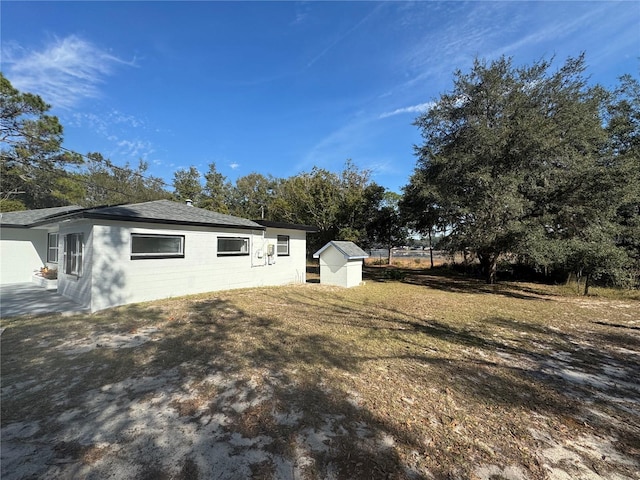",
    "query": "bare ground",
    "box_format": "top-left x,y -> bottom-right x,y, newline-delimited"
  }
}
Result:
1,271 -> 639,479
